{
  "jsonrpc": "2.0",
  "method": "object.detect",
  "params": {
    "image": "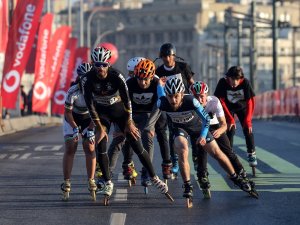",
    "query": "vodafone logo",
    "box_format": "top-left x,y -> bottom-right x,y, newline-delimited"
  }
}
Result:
54,90 -> 66,105
34,81 -> 48,100
3,70 -> 21,93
